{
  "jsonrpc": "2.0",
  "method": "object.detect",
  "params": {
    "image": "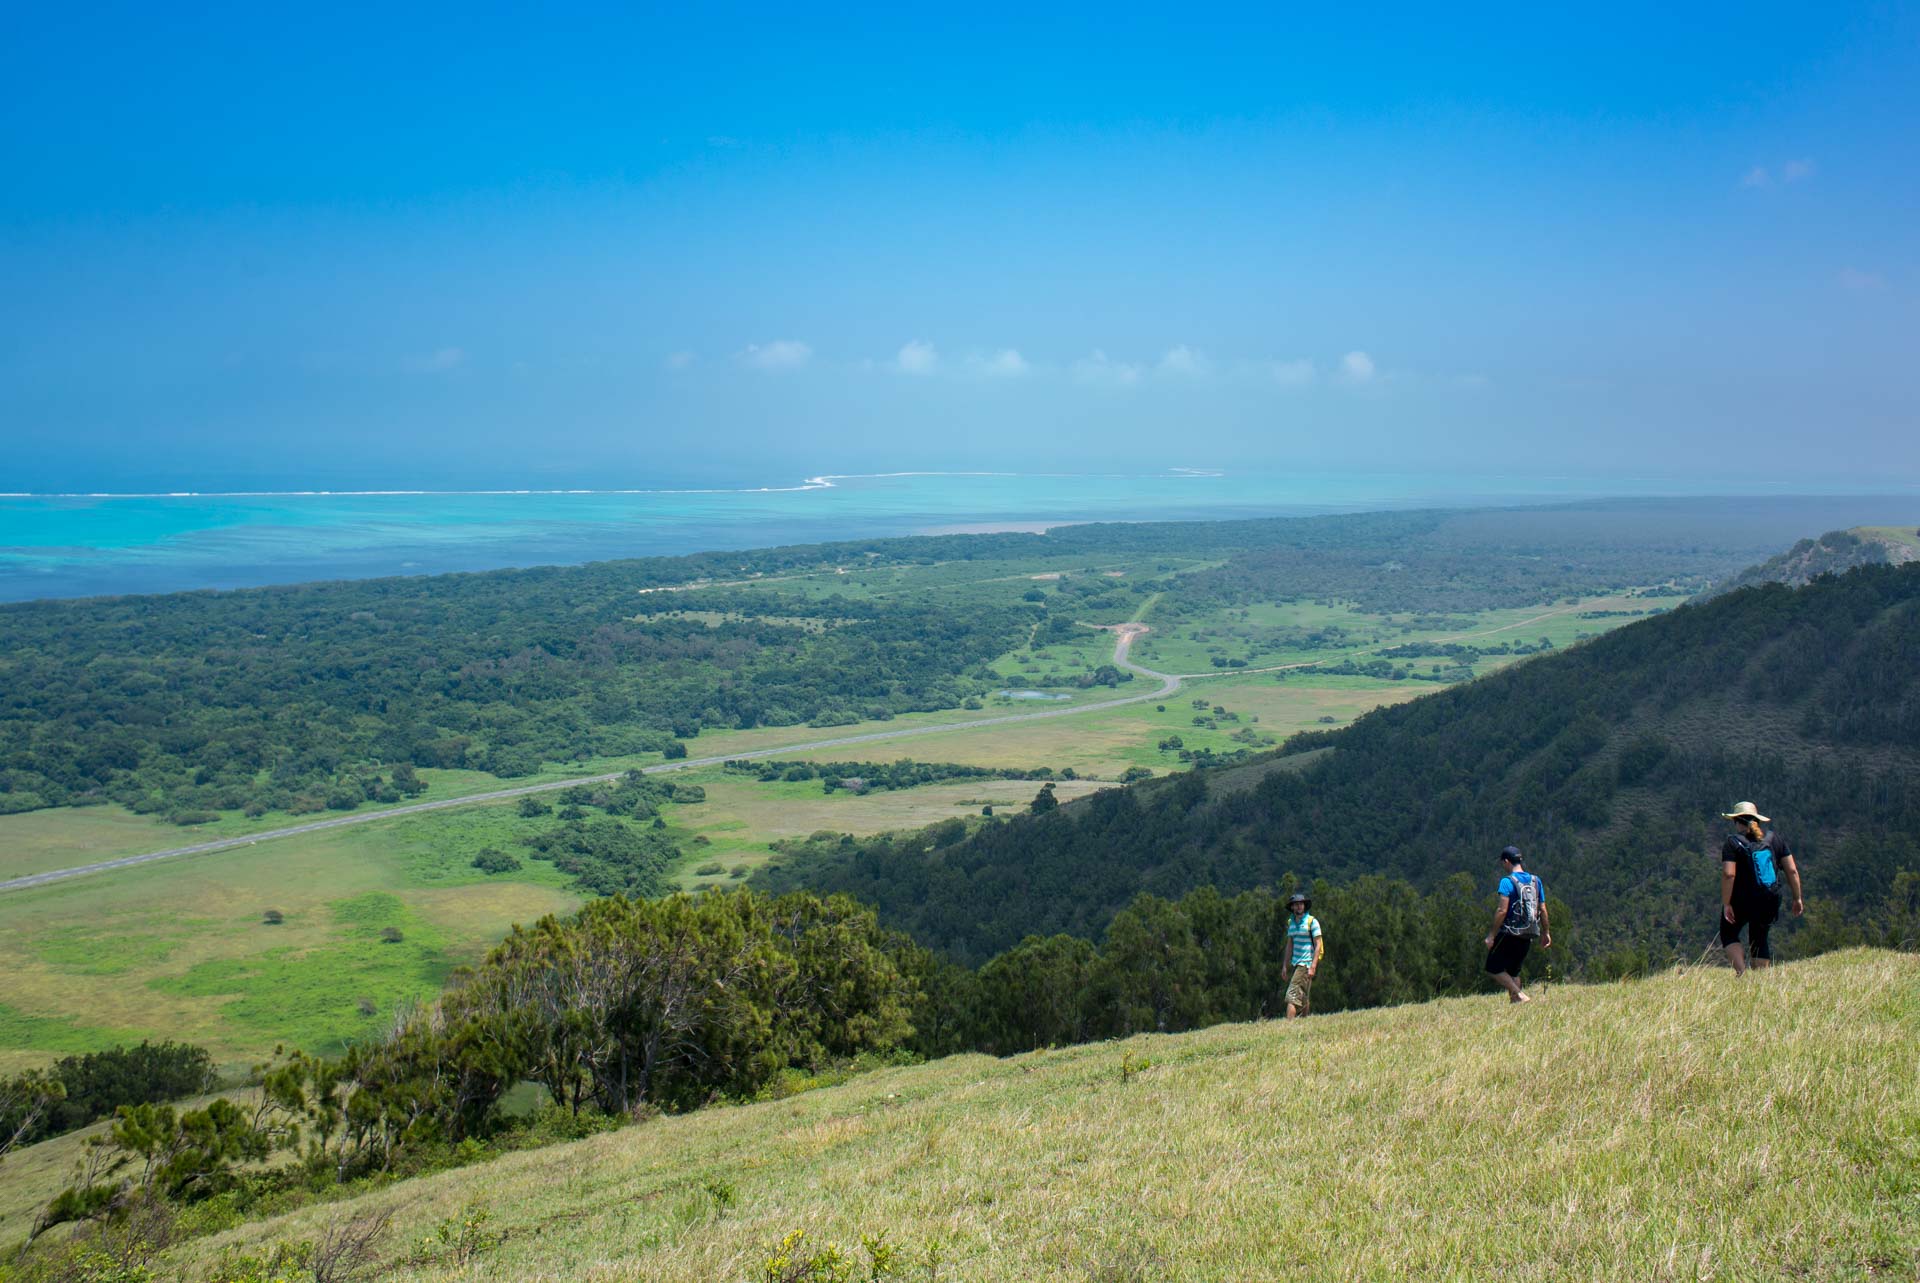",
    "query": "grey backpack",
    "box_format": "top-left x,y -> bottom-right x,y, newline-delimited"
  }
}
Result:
1507,872 -> 1543,938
